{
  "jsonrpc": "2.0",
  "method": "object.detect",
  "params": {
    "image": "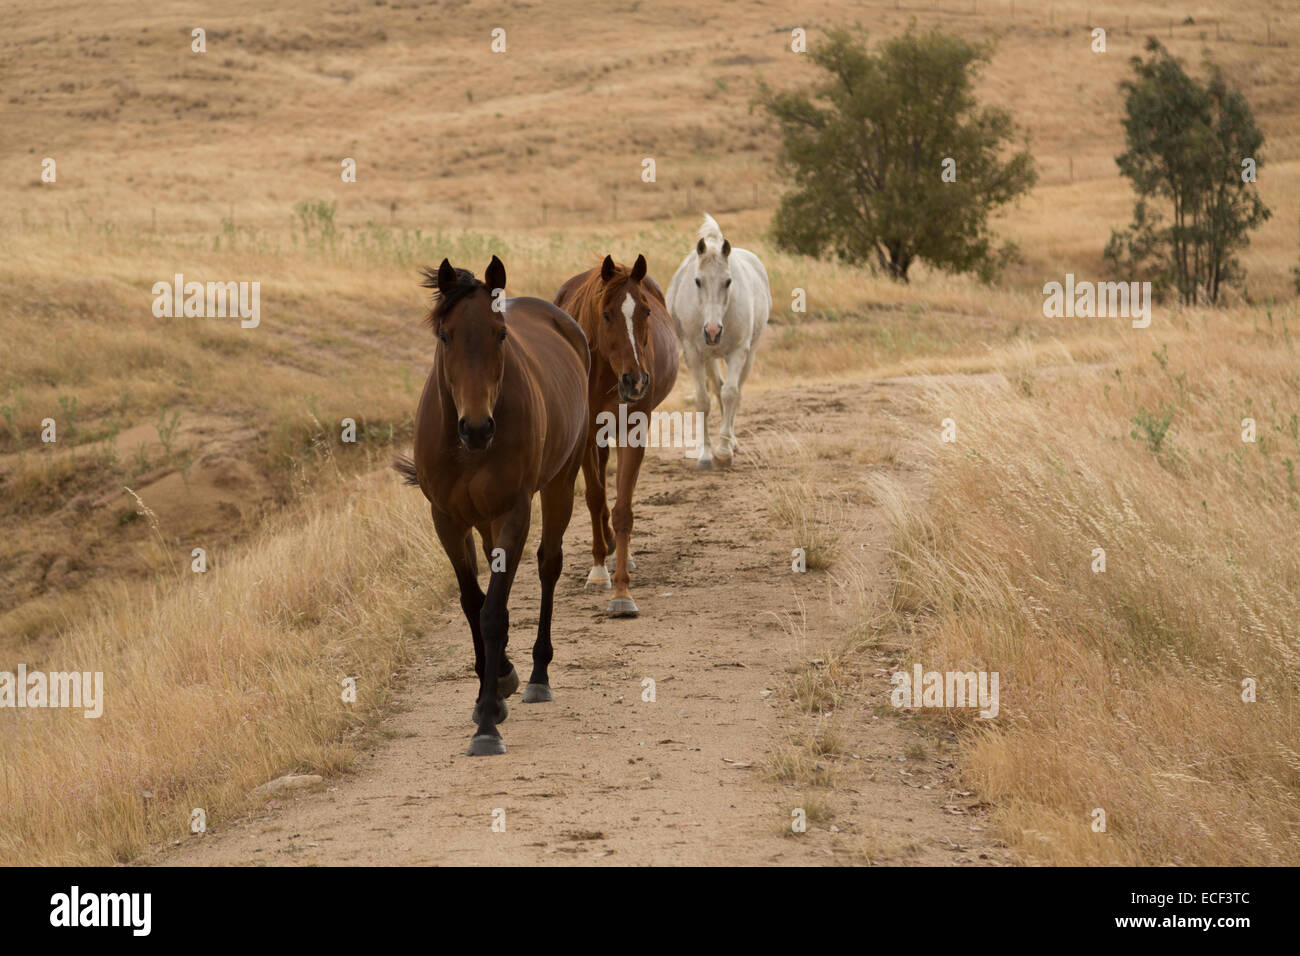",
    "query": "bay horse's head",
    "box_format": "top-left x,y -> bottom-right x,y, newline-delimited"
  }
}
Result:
694,233 -> 732,346
421,255 -> 509,452
594,254 -> 653,402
